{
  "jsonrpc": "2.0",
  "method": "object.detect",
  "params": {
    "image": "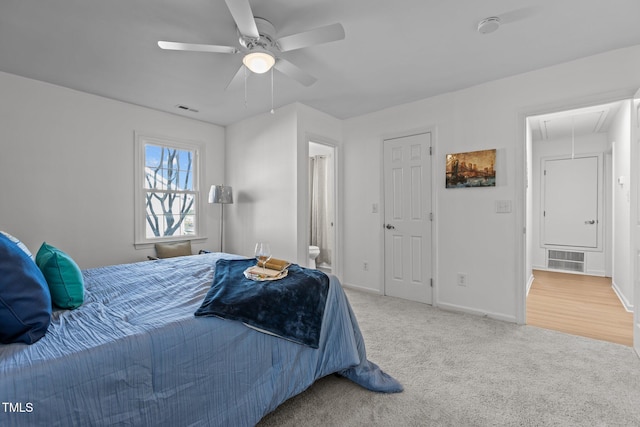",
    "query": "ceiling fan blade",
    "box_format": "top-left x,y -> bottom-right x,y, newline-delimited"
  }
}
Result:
277,23 -> 345,52
274,58 -> 317,87
158,41 -> 238,54
225,65 -> 247,91
224,0 -> 259,39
